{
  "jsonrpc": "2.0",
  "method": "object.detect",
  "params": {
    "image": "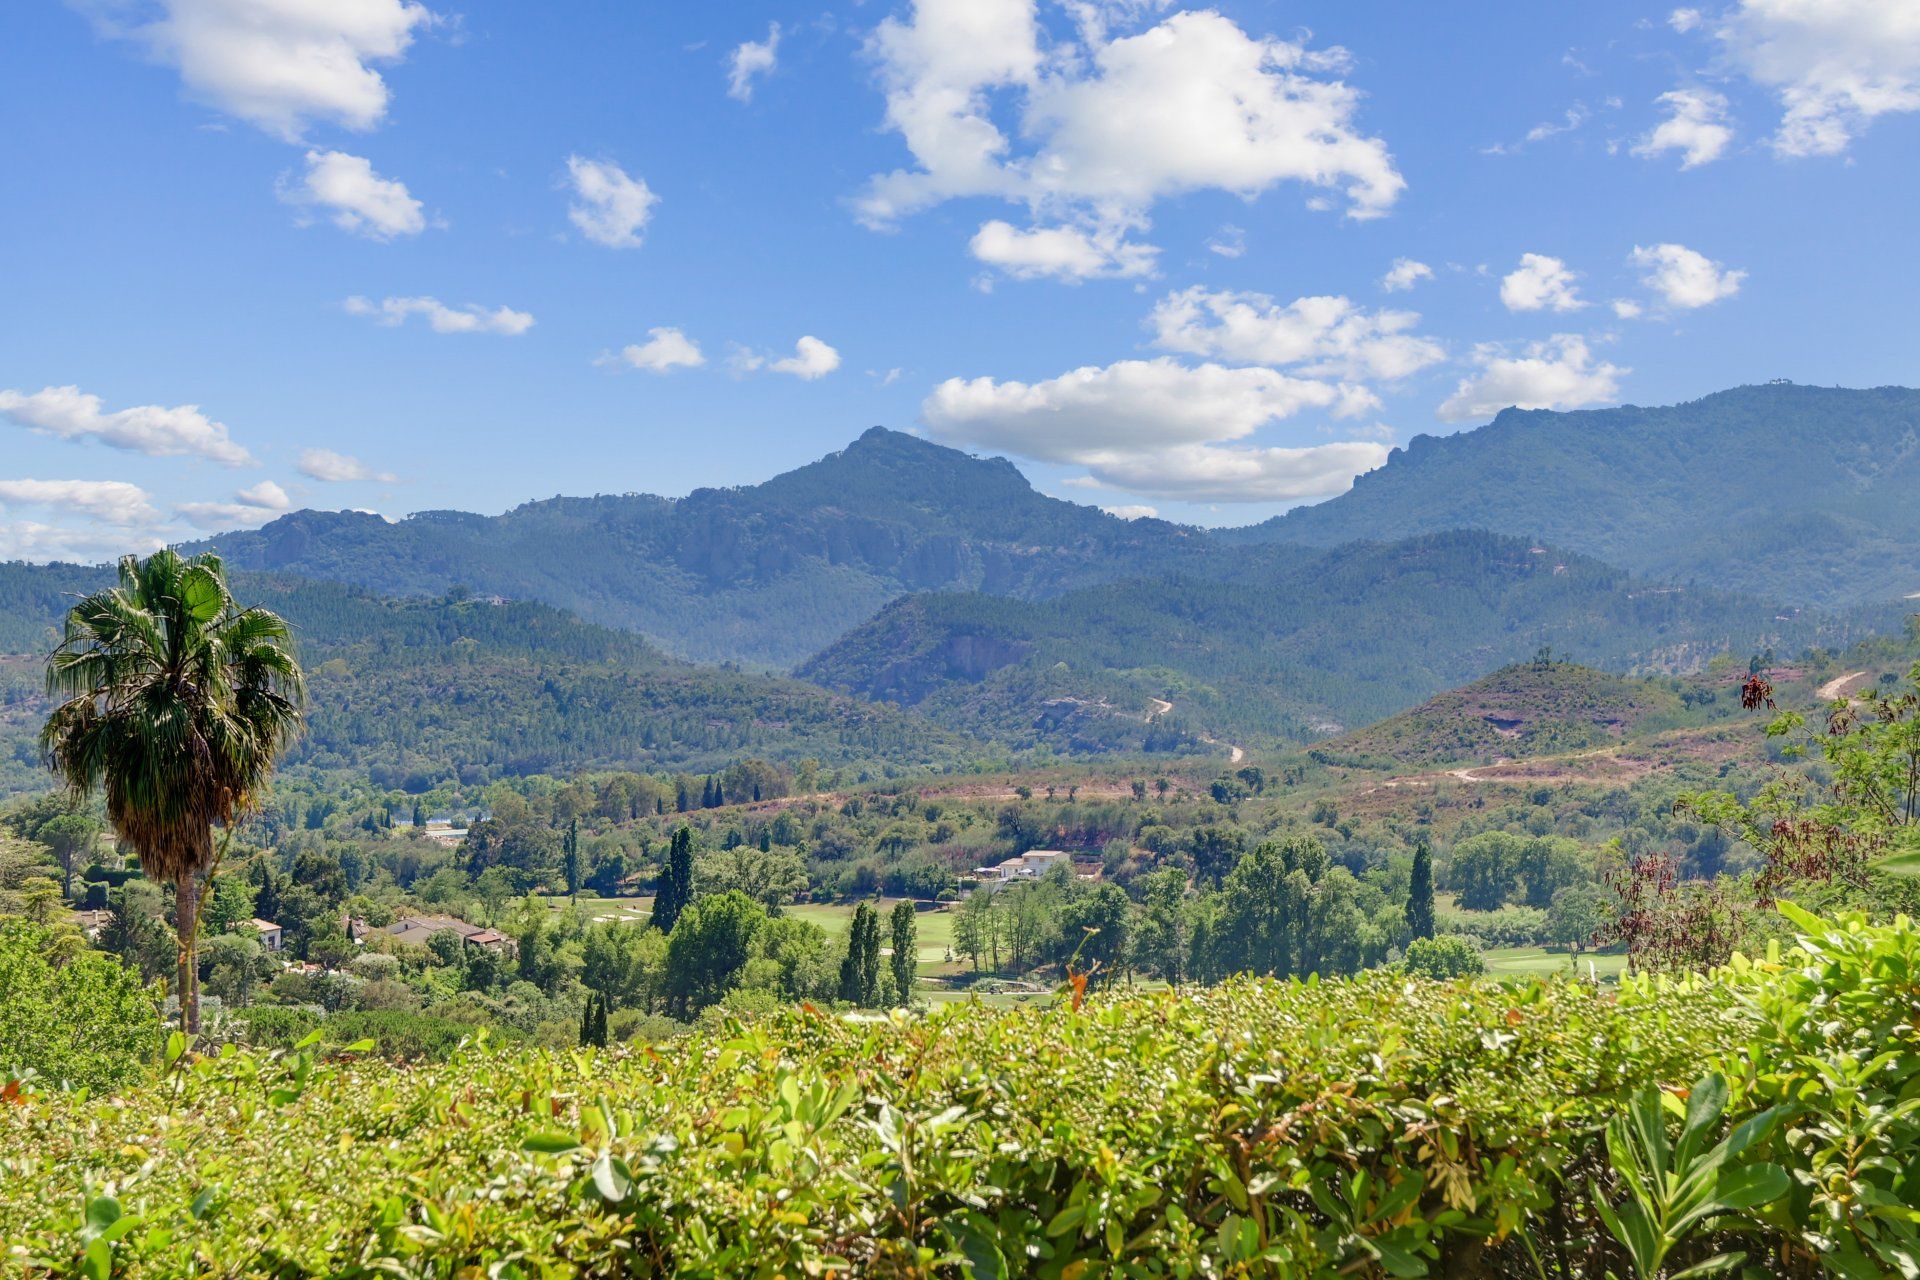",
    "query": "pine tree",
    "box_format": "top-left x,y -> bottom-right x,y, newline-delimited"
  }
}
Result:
1408,841 -> 1436,942
889,900 -> 917,1006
